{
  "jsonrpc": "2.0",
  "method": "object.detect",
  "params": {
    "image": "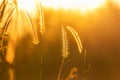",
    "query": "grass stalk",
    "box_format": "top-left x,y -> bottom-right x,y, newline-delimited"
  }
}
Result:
61,25 -> 69,58
57,25 -> 69,80
38,0 -> 45,34
24,11 -> 40,45
57,58 -> 65,80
